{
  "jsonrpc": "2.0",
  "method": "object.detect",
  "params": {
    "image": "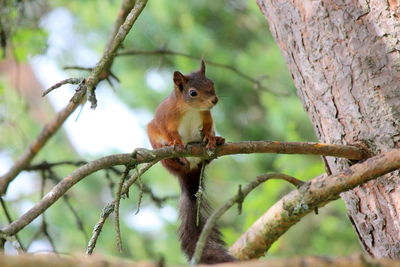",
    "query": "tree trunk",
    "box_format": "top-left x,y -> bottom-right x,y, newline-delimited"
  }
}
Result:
257,0 -> 400,259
